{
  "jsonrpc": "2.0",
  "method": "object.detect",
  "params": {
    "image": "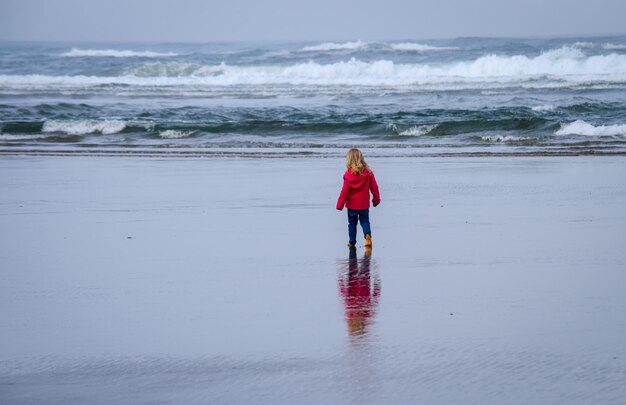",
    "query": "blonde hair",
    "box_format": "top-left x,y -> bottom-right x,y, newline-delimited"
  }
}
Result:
345,148 -> 370,174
